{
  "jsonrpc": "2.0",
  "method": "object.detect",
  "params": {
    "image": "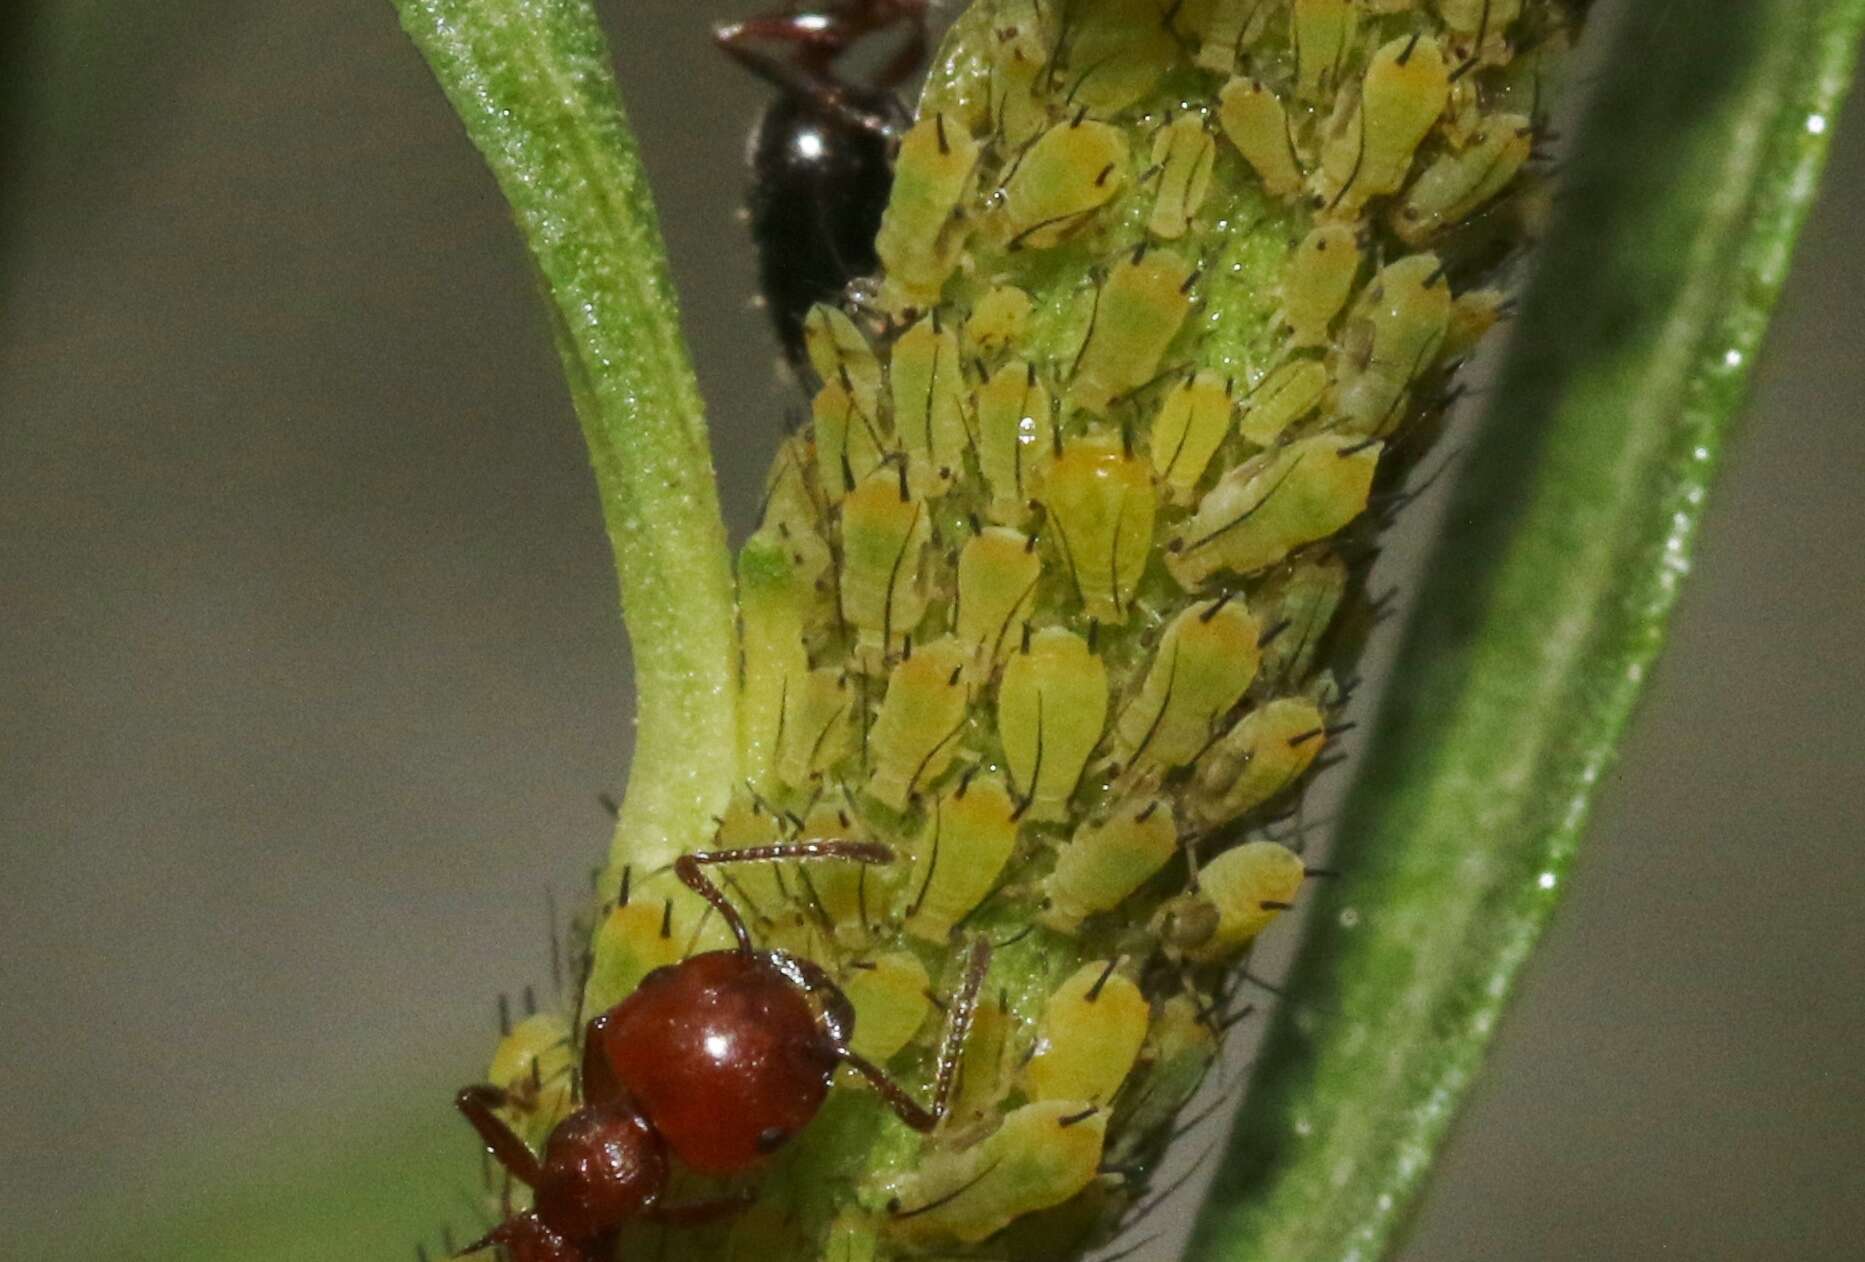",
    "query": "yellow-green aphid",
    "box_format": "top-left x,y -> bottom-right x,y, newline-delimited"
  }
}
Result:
1149,369 -> 1233,503
1113,597 -> 1262,774
1000,118 -> 1129,252
826,1213 -> 879,1262
1186,695 -> 1328,827
1319,34 -> 1451,218
955,526 -> 1043,676
804,303 -> 884,417
791,795 -> 897,947
1252,552 -> 1349,686
986,0 -> 1053,147
976,359 -> 1054,522
1393,113 -> 1533,244
1441,285 -> 1506,362
838,467 -> 930,663
1217,78 -> 1304,200
902,773 -> 1020,941
890,313 -> 970,497
1042,797 -> 1178,933
866,636 -> 972,811
737,526 -> 825,788
1238,357 -> 1328,447
1147,114 -> 1217,241
1059,0 -> 1180,113
998,627 -> 1109,822
1185,840 -> 1306,960
1166,433 -> 1381,586
761,432 -> 820,537
949,988 -> 1013,1127
707,798 -> 822,957
1023,960 -> 1150,1104
1195,0 -> 1272,75
1437,0 -> 1524,65
812,376 -> 888,499
1283,223 -> 1363,346
964,284 -> 1033,359
1107,994 -> 1217,1162
488,1011 -> 575,1146
586,890 -> 688,1012
774,667 -> 855,789
841,951 -> 932,1063
1039,430 -> 1156,622
882,1100 -> 1108,1245
1292,0 -> 1360,102
1067,247 -> 1196,415
875,111 -> 980,308
1335,252 -> 1452,435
